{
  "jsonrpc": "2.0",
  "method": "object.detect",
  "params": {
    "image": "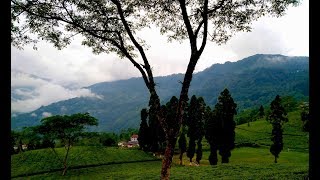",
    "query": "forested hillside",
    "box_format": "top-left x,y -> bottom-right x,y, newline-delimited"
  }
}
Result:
11,54 -> 309,132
